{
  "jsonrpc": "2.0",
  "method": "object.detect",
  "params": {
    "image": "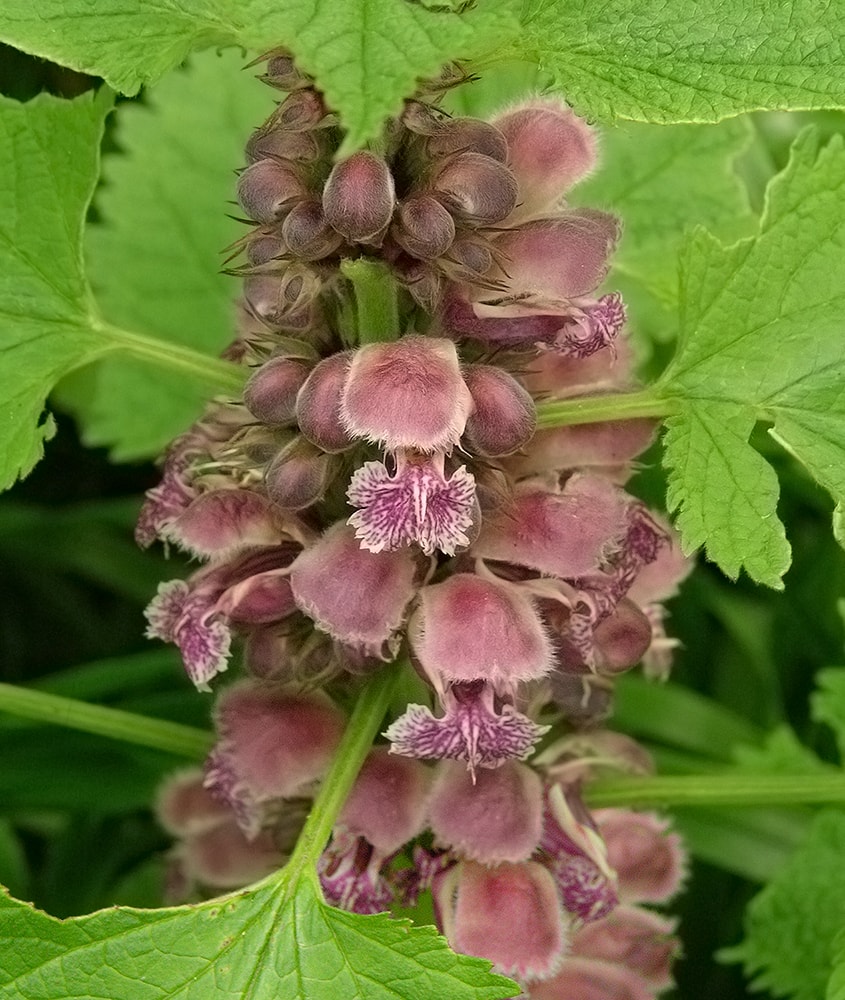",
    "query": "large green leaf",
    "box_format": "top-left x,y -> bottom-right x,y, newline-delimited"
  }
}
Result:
0,0 -> 517,152
520,0 -> 845,124
657,130 -> 845,586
